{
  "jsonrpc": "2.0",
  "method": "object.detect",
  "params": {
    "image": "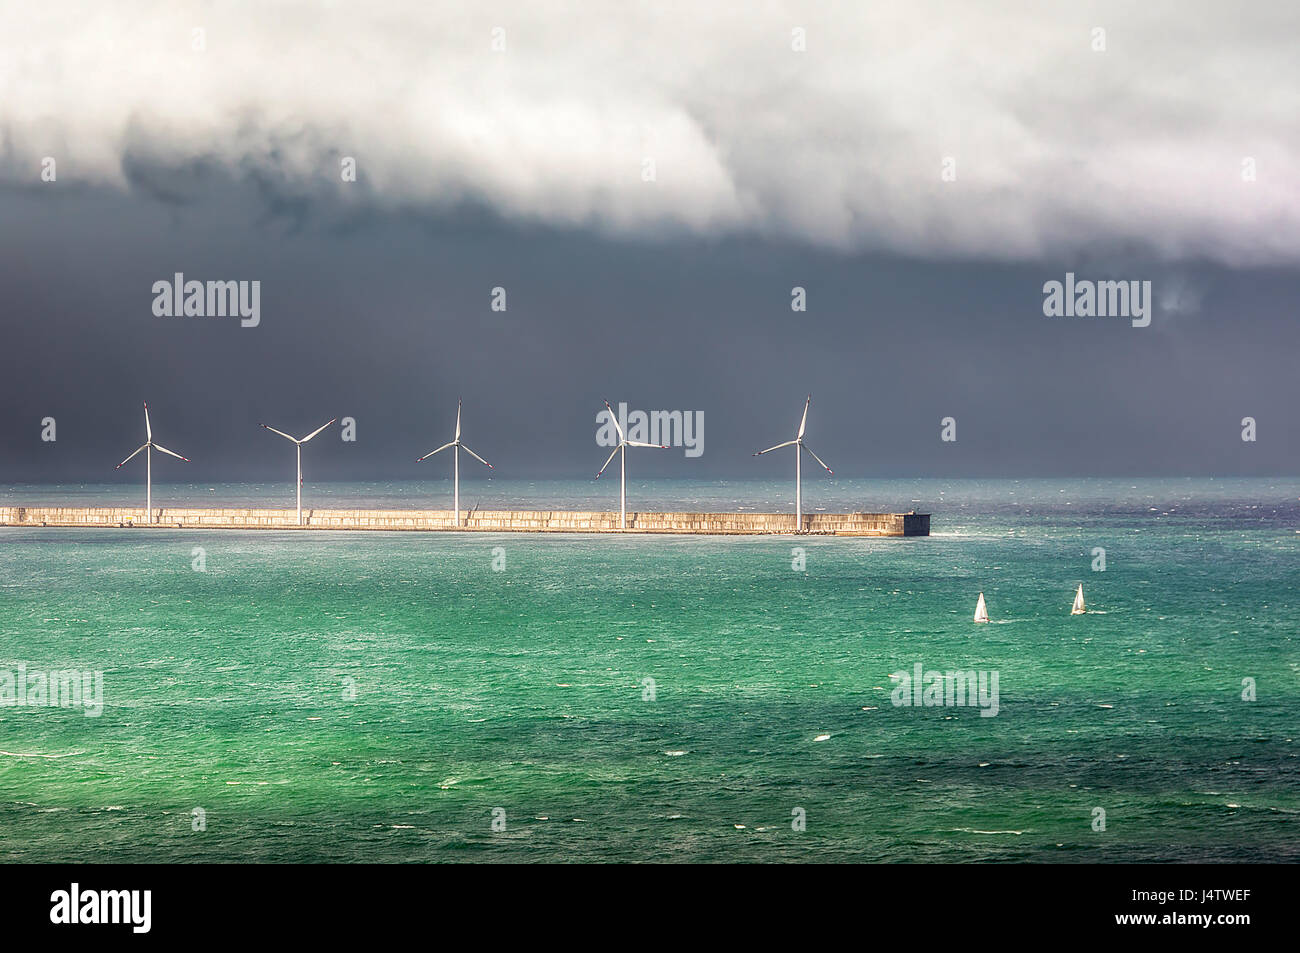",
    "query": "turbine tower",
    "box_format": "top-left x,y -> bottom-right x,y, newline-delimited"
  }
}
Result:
596,400 -> 667,530
752,394 -> 833,533
415,399 -> 494,527
260,418 -> 336,525
115,401 -> 189,524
